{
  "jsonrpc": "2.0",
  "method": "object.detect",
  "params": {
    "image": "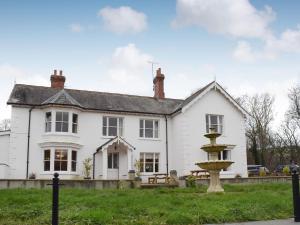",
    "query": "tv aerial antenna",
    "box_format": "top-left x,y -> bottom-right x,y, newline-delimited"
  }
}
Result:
147,61 -> 159,79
